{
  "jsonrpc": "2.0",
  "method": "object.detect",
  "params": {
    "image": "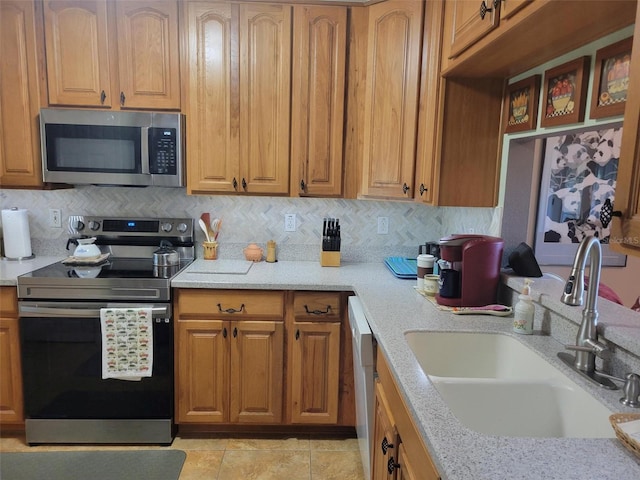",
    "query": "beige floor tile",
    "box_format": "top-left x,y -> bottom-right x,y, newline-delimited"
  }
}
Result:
226,436 -> 310,451
309,437 -> 359,451
172,434 -> 228,451
311,450 -> 365,480
217,450 -> 311,480
179,450 -> 223,480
